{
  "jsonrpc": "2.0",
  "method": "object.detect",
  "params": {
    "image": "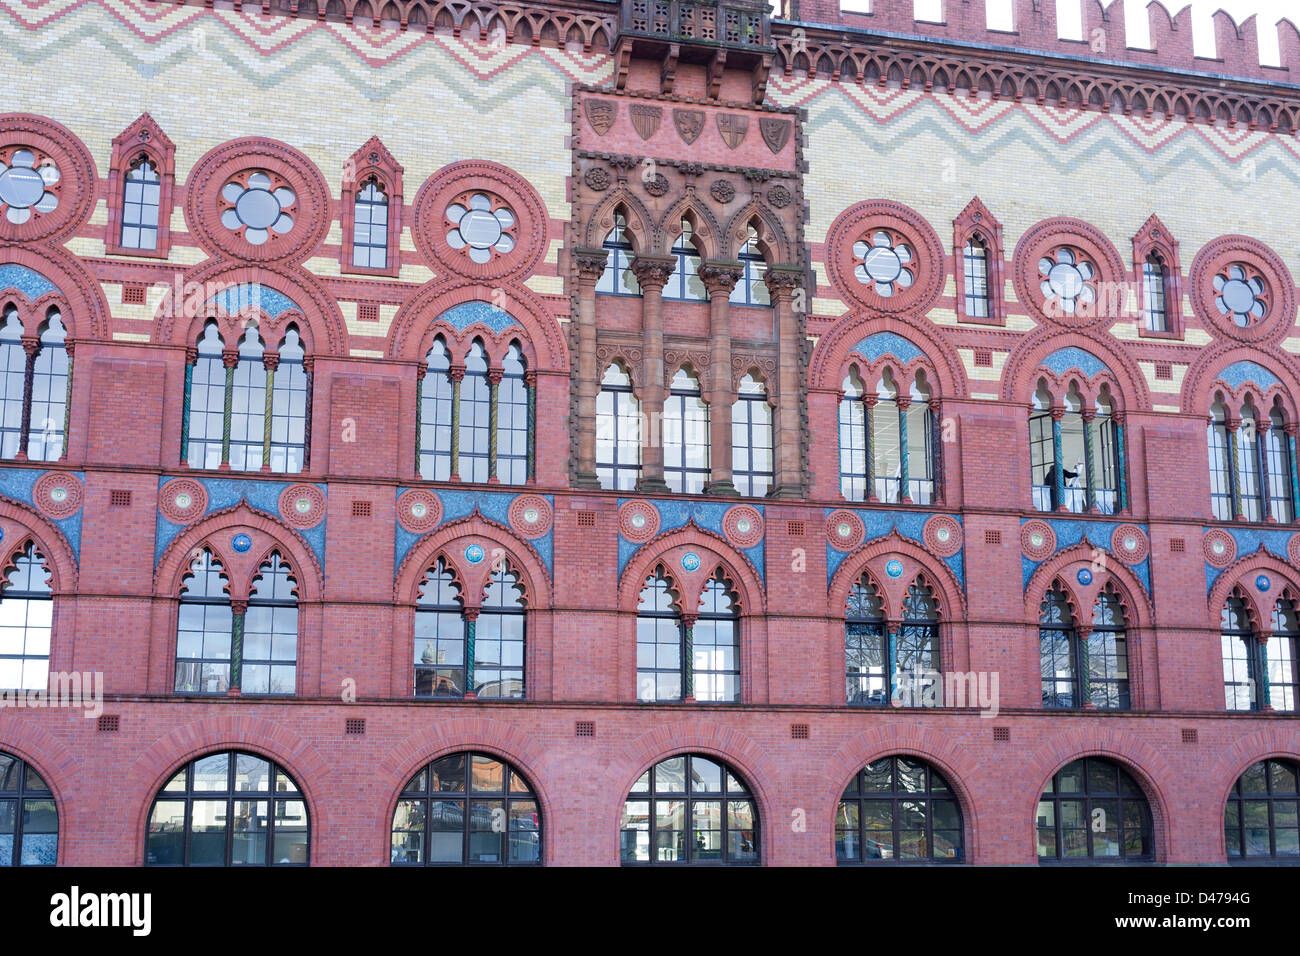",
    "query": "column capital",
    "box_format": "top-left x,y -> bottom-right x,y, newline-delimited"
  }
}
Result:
448,365 -> 466,384
463,607 -> 481,623
573,246 -> 610,282
262,352 -> 280,372
222,349 -> 240,369
486,368 -> 503,386
524,370 -> 538,388
185,347 -> 199,365
1049,407 -> 1065,422
763,265 -> 804,298
630,254 -> 676,292
680,613 -> 698,629
699,260 -> 744,296
230,600 -> 248,615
